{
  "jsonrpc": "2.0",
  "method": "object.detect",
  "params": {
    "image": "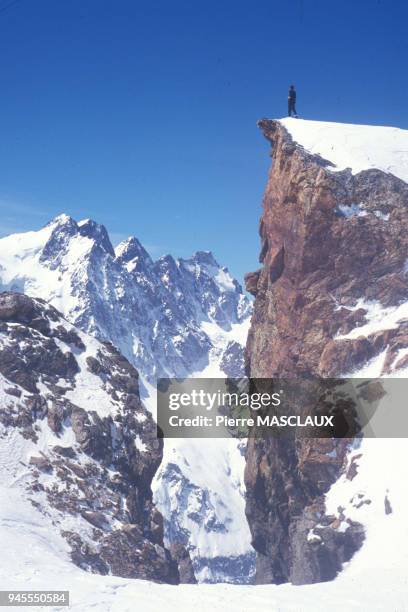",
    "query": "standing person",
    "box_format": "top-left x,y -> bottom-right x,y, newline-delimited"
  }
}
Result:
288,85 -> 297,117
